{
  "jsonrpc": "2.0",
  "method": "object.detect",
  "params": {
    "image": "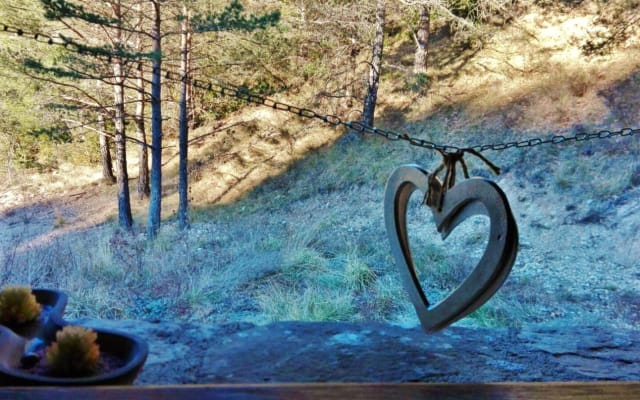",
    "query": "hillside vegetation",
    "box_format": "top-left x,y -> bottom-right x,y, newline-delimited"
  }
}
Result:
1,1 -> 639,330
